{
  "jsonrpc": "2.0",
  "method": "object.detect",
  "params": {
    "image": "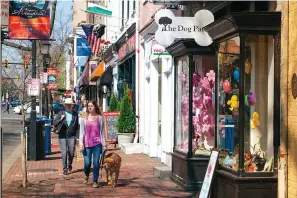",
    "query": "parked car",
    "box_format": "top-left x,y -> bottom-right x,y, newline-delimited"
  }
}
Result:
13,101 -> 40,115
10,100 -> 21,107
